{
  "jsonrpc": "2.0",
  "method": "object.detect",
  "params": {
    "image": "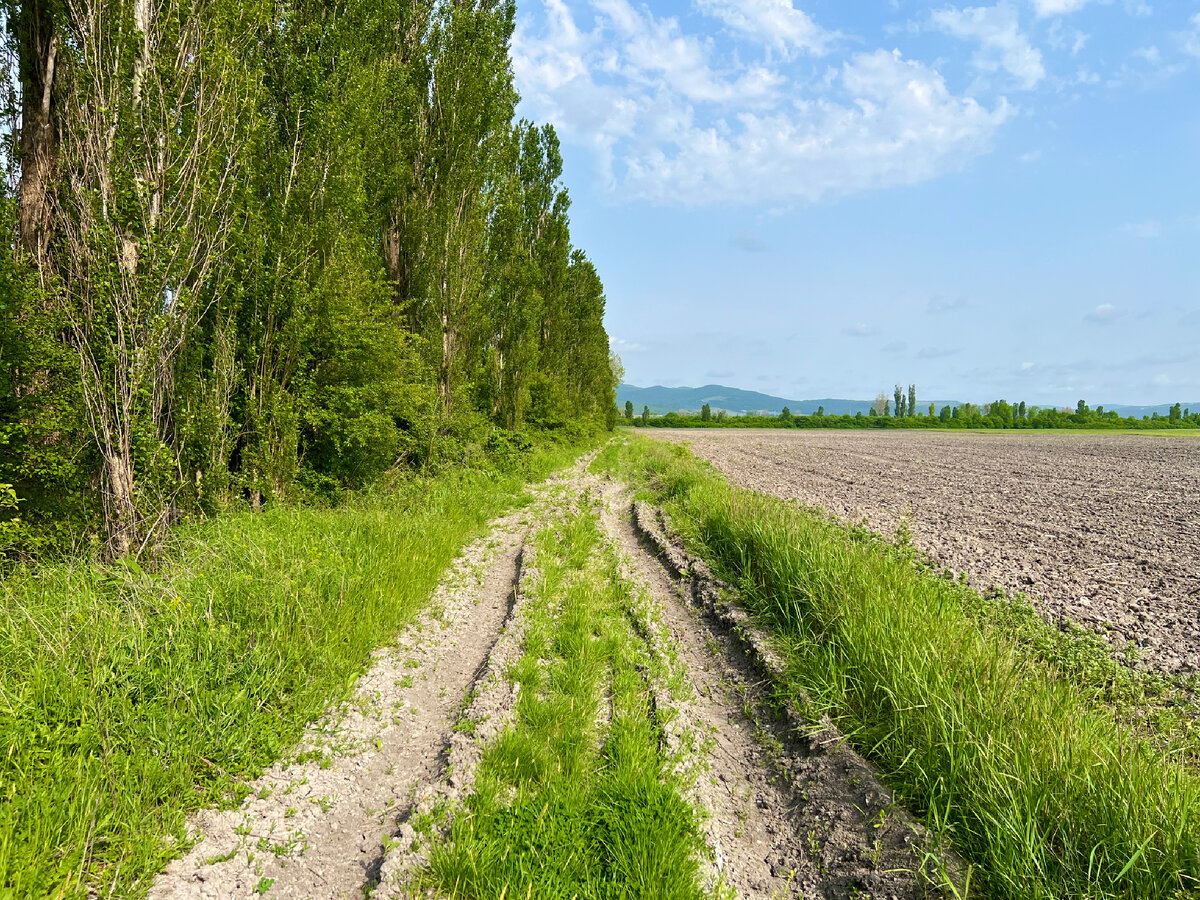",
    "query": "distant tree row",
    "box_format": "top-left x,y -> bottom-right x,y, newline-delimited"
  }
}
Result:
624,394 -> 1200,432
